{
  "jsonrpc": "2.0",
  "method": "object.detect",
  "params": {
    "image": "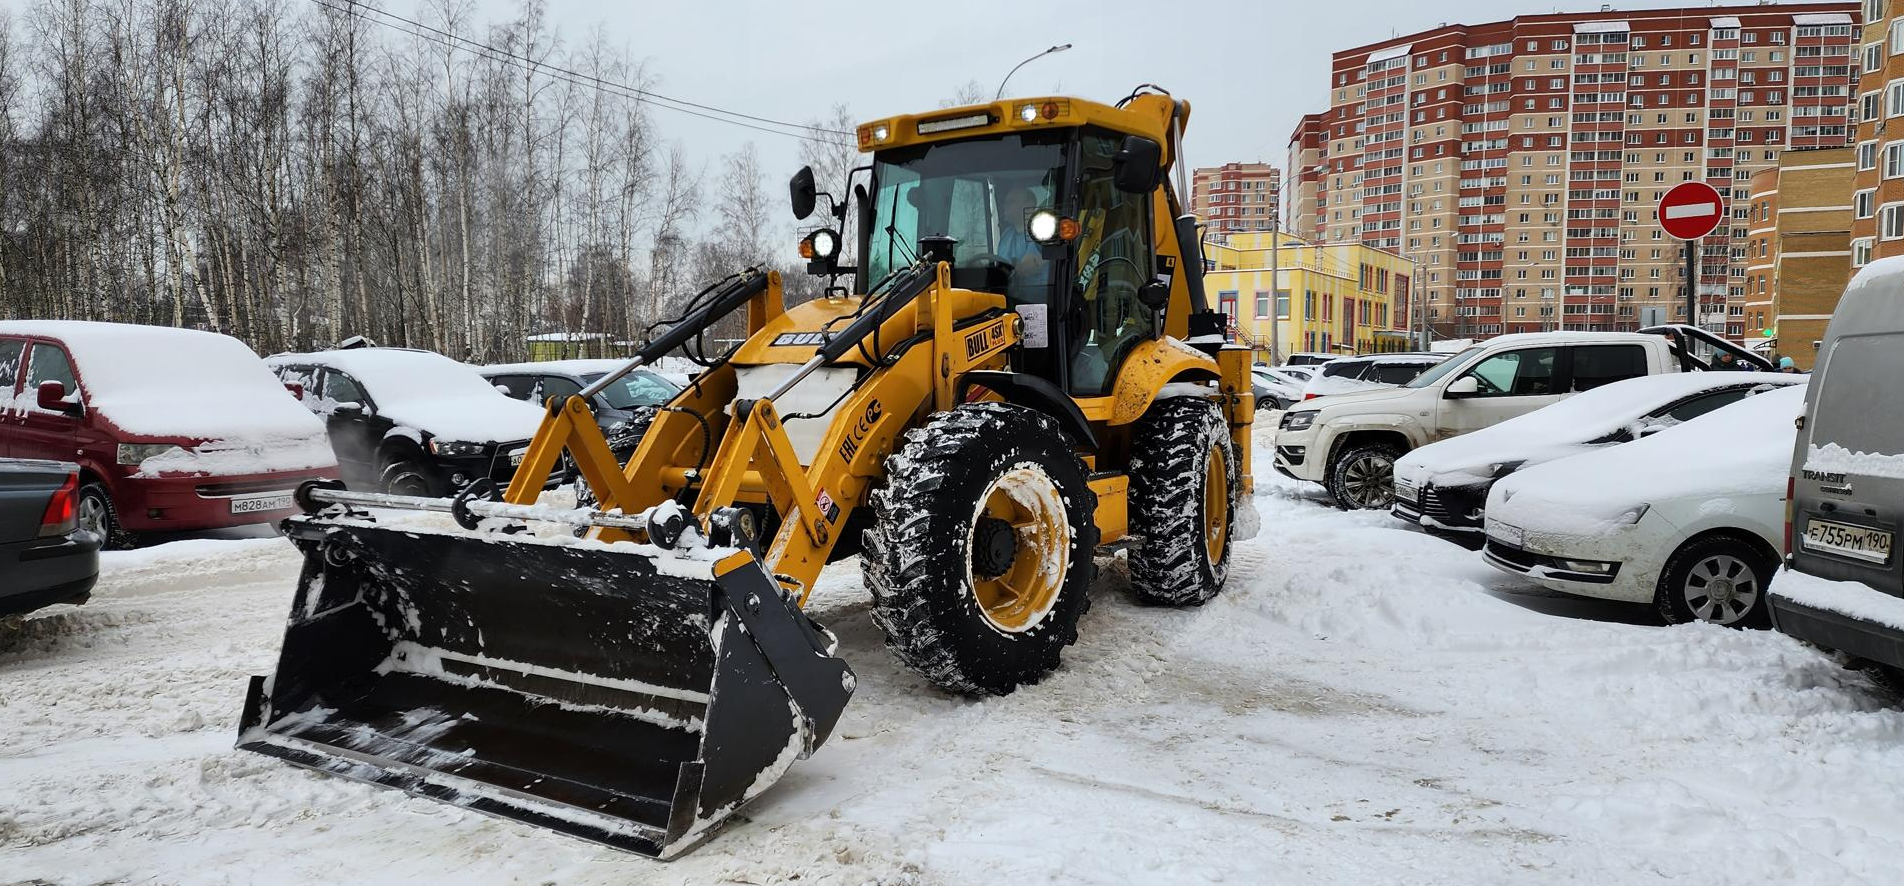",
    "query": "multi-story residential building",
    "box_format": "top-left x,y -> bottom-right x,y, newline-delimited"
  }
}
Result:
1744,146 -> 1856,367
1849,0 -> 1904,265
1289,4 -> 1859,342
1191,162 -> 1281,233
1202,231 -> 1415,359
1286,114 -> 1328,238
